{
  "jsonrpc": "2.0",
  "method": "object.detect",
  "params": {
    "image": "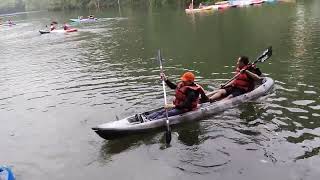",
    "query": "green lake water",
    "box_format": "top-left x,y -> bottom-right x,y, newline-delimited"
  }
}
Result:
0,1 -> 319,179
